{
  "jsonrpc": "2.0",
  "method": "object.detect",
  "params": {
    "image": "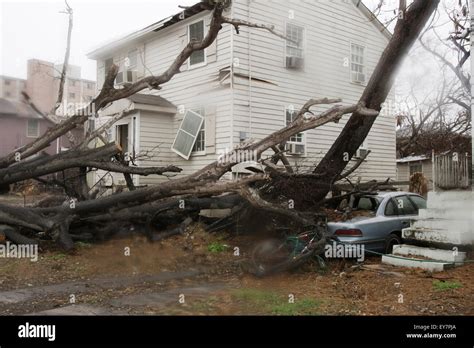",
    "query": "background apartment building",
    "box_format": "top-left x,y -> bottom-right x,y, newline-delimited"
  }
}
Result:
0,58 -> 96,114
